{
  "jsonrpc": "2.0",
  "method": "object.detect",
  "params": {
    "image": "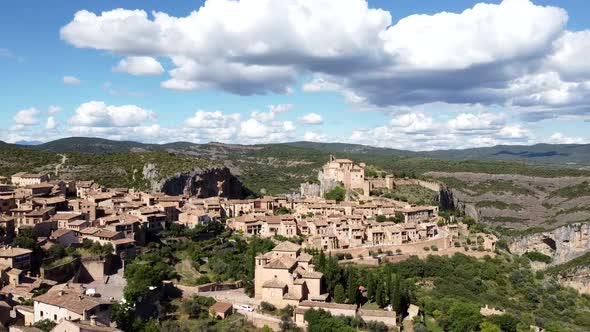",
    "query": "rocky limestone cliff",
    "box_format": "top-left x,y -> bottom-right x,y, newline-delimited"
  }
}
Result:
427,172 -> 590,230
510,223 -> 590,265
439,185 -> 479,221
158,167 -> 254,198
557,266 -> 590,295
